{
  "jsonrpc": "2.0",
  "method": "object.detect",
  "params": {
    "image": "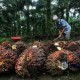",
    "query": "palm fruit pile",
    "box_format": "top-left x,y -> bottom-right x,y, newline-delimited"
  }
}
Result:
12,41 -> 27,55
0,48 -> 17,73
0,40 -> 80,76
46,50 -> 80,75
15,46 -> 46,77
